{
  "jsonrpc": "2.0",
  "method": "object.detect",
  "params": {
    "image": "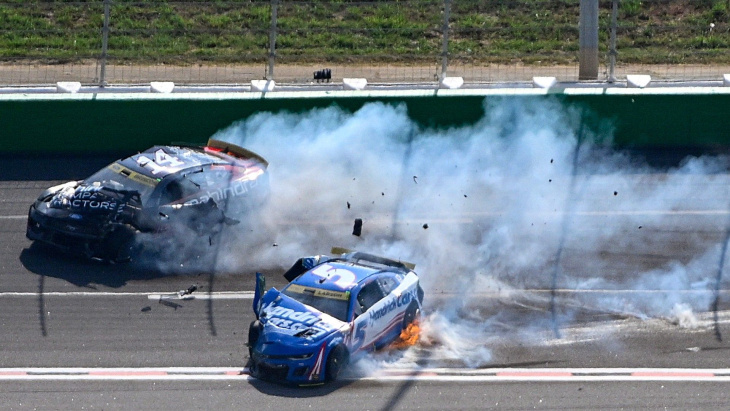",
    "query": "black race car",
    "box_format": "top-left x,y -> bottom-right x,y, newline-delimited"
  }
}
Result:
26,138 -> 268,262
